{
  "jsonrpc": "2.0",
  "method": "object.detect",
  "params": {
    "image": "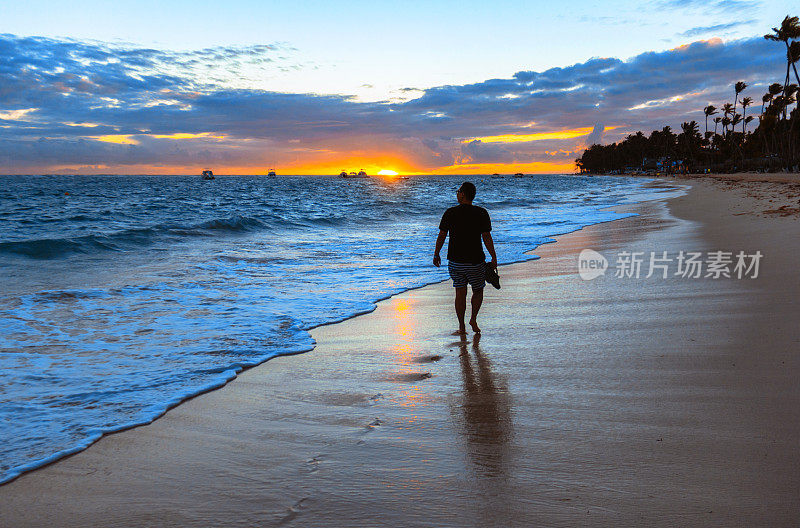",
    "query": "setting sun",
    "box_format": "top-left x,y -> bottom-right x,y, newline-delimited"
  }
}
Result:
377,169 -> 399,176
